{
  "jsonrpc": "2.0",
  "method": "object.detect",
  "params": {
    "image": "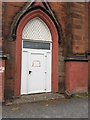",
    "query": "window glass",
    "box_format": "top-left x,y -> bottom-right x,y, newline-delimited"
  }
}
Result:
23,41 -> 50,50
